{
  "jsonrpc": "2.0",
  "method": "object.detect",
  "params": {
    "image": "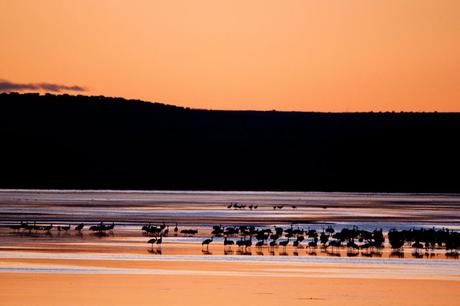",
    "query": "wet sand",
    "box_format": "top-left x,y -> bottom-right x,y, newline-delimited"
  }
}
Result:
1,245 -> 460,305
1,273 -> 460,306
